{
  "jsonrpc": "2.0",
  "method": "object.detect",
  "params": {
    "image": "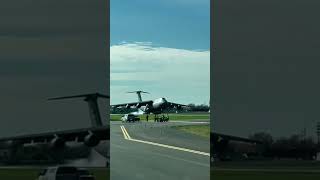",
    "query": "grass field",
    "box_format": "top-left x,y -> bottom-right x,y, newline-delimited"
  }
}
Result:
212,160 -> 320,180
211,169 -> 320,180
0,168 -> 109,180
110,113 -> 210,121
174,125 -> 210,138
